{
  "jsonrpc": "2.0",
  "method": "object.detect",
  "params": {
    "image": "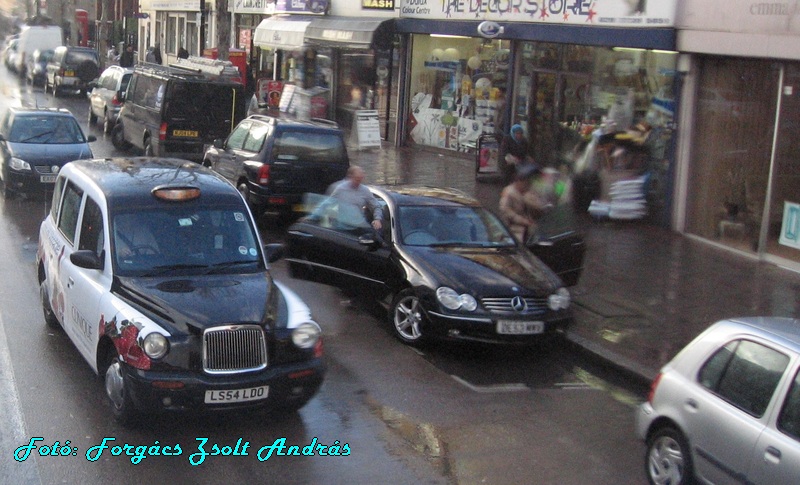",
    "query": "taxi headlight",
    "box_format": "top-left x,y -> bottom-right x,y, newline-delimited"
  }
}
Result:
142,333 -> 169,359
9,157 -> 31,171
292,322 -> 321,349
436,287 -> 477,312
548,287 -> 571,310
